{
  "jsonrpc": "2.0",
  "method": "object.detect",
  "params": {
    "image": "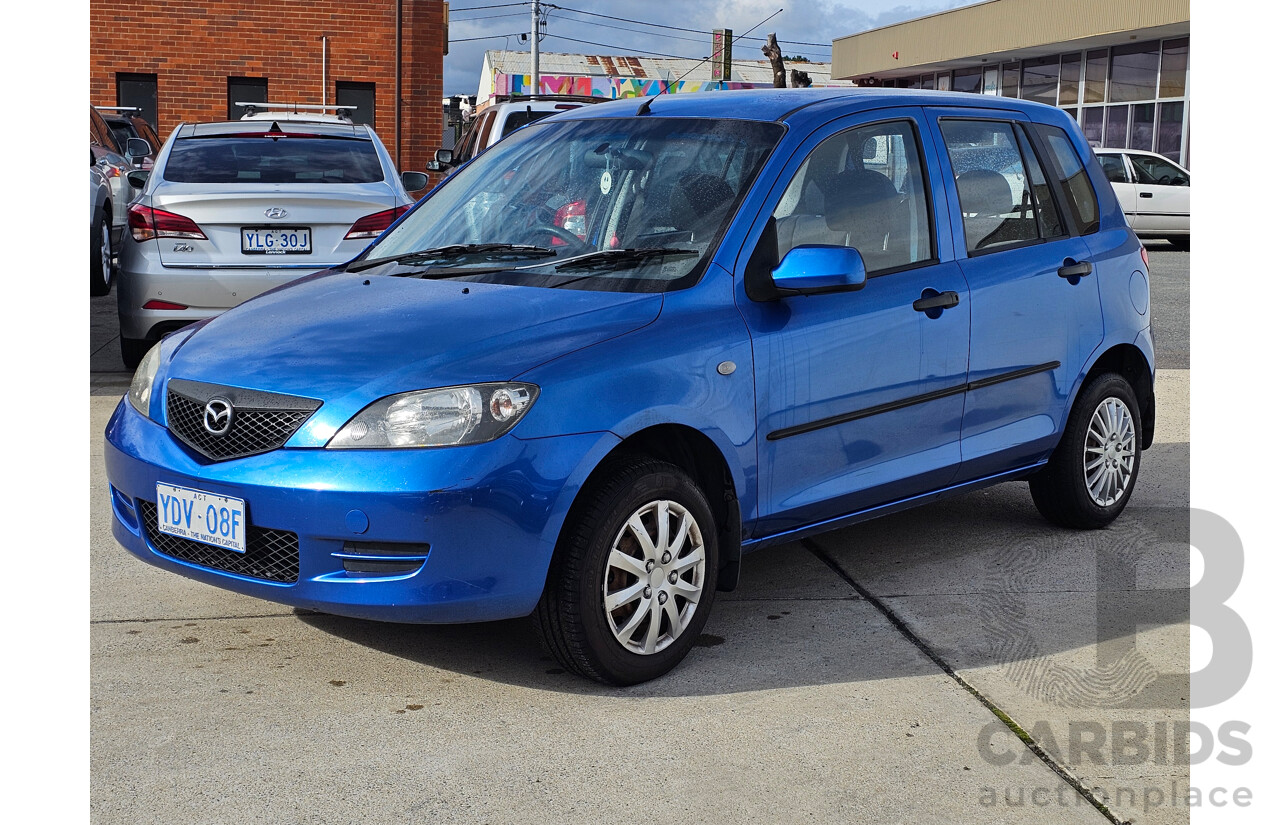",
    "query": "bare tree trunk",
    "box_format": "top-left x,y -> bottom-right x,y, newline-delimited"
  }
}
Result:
761,33 -> 786,88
